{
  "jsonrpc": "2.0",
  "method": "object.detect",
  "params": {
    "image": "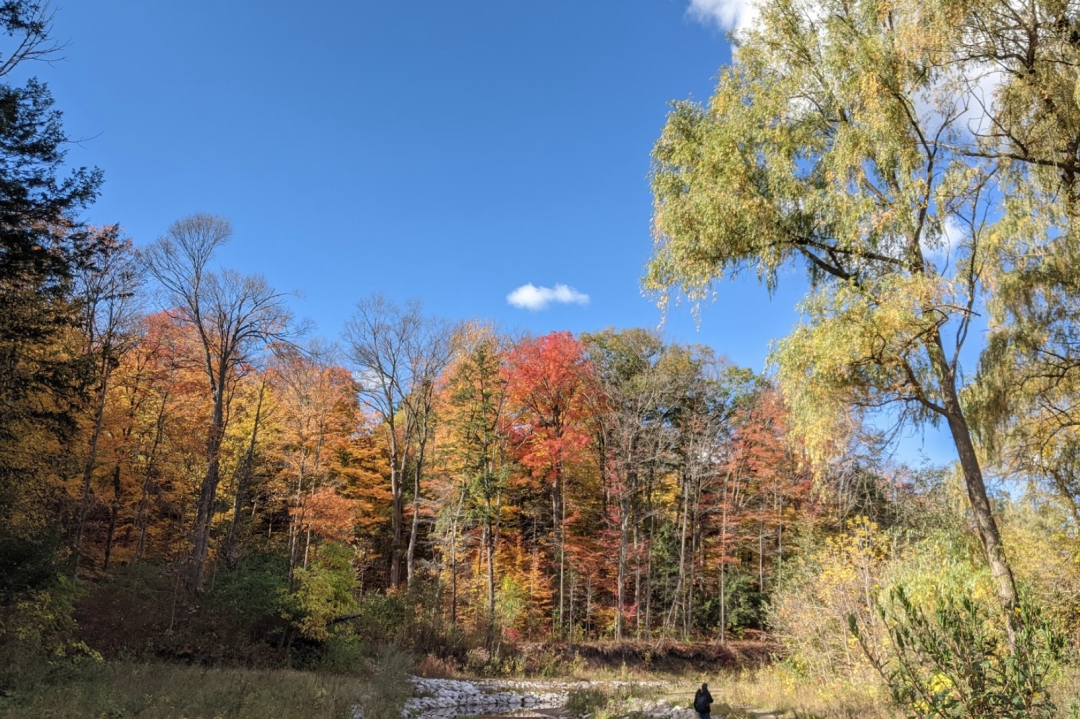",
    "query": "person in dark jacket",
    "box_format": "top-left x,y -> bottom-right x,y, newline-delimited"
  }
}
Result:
693,682 -> 713,719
